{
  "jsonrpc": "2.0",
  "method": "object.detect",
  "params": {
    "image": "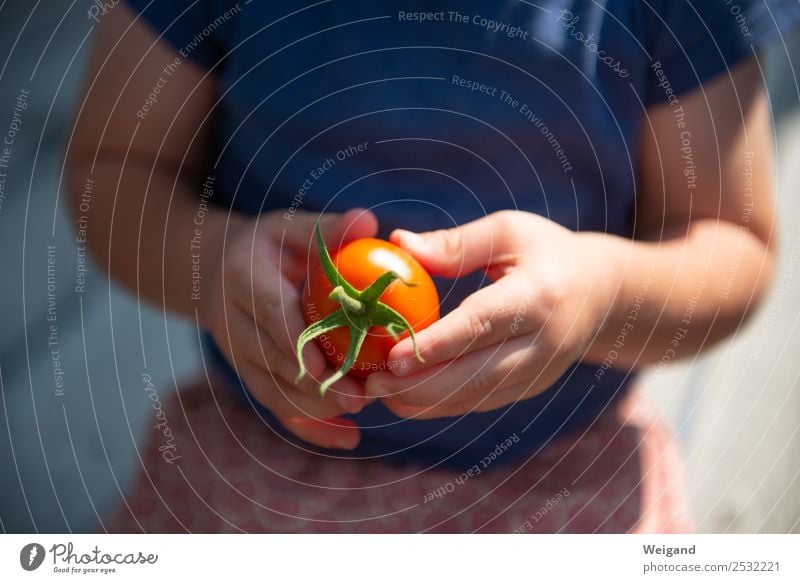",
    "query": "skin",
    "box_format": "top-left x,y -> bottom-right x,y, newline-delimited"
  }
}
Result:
66,4 -> 372,449
368,58 -> 777,419
67,5 -> 776,446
